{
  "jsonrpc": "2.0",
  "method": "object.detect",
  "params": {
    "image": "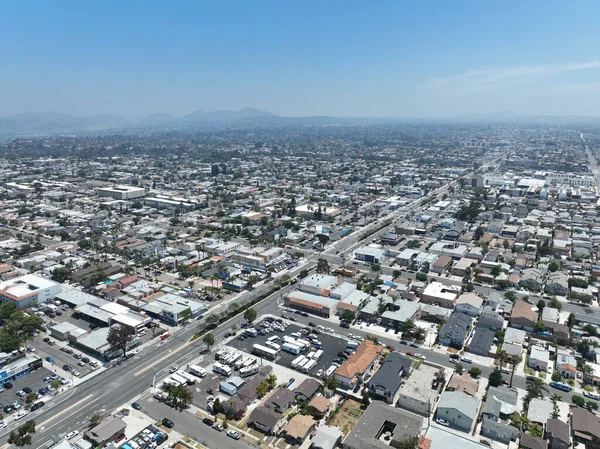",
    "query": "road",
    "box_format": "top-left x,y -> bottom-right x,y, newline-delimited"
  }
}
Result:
0,154 -> 508,447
